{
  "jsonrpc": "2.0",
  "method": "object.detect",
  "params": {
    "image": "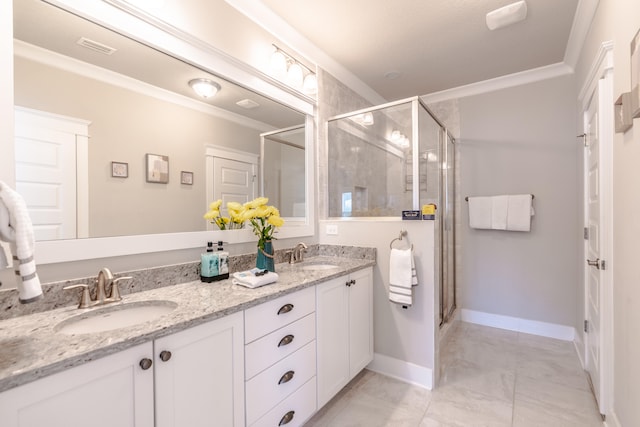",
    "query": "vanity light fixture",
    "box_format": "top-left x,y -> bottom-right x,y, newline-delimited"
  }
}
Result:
350,112 -> 374,126
486,0 -> 527,31
188,78 -> 221,98
390,130 -> 410,148
270,44 -> 318,96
